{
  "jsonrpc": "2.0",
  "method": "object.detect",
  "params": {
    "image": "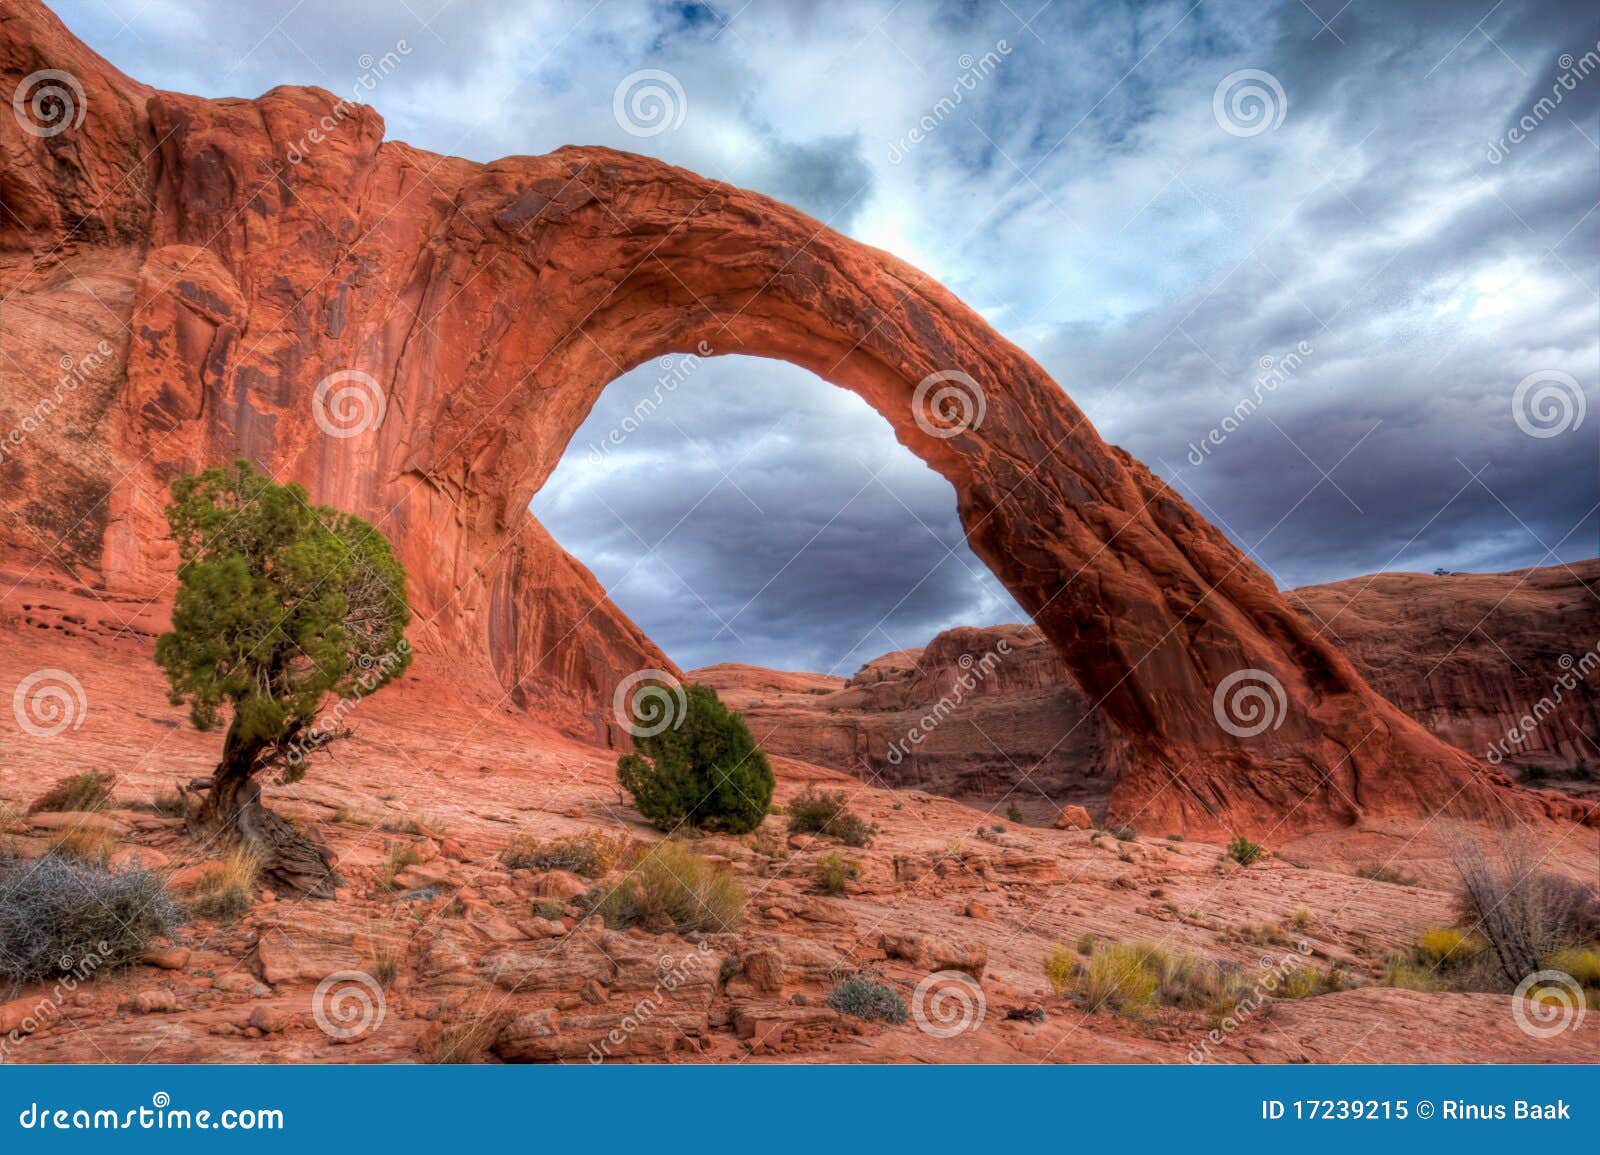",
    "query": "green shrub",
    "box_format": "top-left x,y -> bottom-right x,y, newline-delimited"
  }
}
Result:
28,772 -> 115,815
584,841 -> 745,934
617,684 -> 773,834
1005,804 -> 1023,824
0,854 -> 184,981
500,831 -> 624,877
814,852 -> 859,896
827,975 -> 907,1023
786,787 -> 875,847
1226,837 -> 1264,866
1110,824 -> 1136,842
